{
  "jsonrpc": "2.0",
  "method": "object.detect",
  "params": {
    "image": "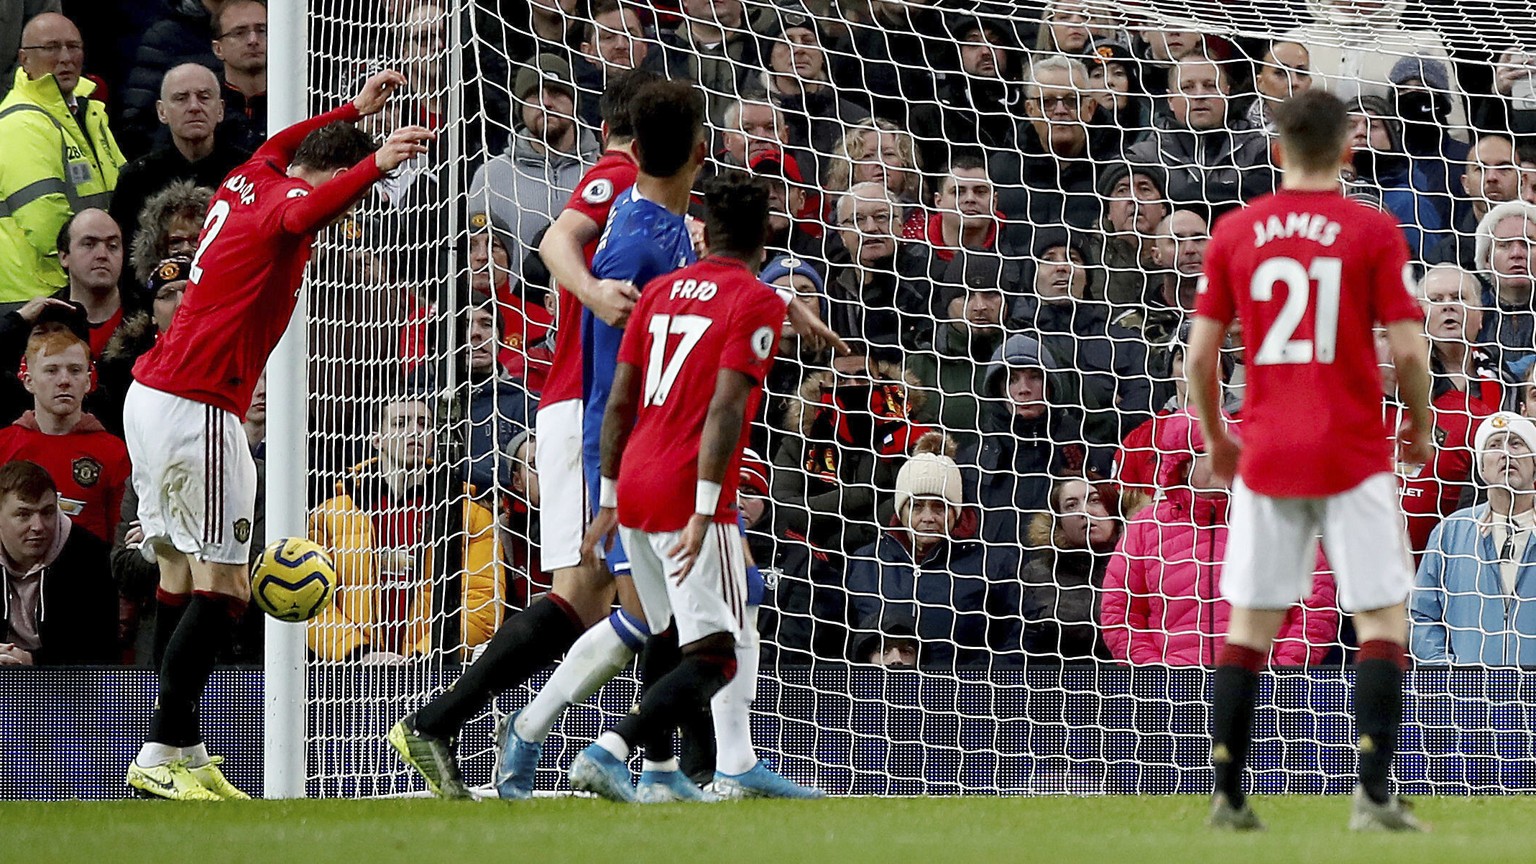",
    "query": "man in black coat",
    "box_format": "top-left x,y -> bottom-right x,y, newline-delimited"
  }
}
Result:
116,0 -> 221,158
